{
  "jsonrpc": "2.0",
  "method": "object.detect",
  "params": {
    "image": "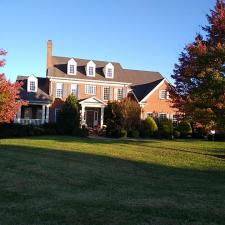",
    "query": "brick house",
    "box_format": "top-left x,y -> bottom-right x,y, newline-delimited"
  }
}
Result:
14,40 -> 177,127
